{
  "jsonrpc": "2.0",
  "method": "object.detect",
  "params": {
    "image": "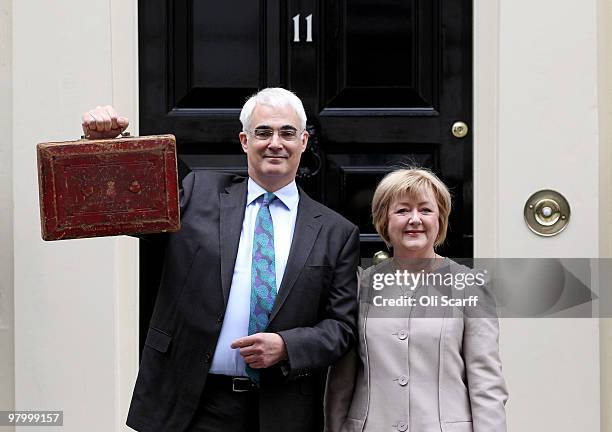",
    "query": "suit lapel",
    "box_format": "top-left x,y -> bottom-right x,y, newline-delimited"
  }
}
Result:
219,180 -> 248,306
269,189 -> 322,323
